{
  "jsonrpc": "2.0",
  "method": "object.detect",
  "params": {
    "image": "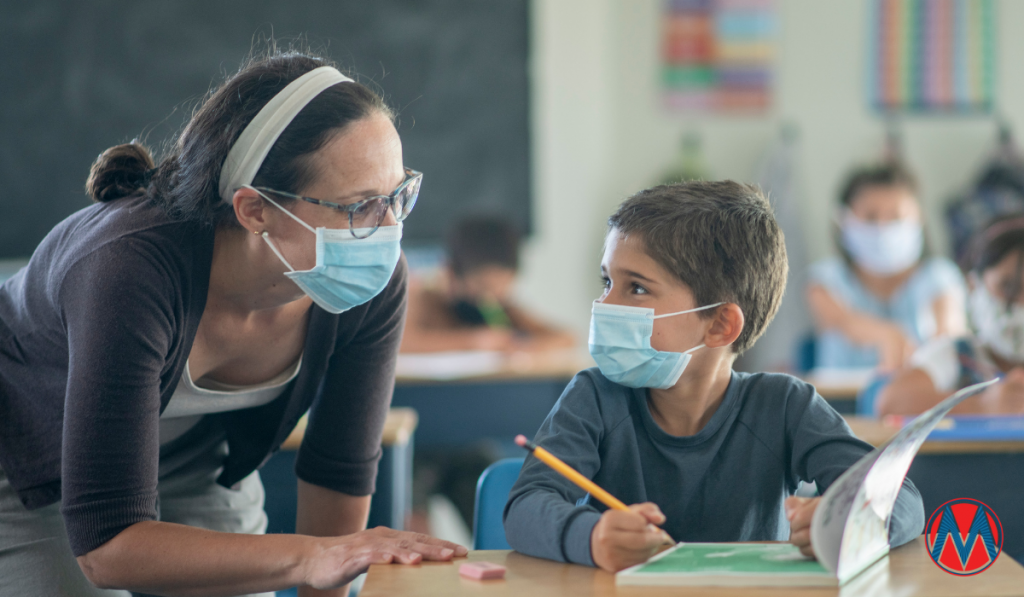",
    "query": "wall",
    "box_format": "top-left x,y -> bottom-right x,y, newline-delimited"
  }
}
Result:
517,0 -> 1024,360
